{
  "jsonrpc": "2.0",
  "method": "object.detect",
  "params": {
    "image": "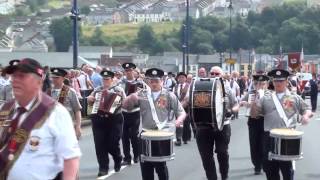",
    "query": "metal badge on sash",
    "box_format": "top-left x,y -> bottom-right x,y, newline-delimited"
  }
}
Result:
29,136 -> 41,151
